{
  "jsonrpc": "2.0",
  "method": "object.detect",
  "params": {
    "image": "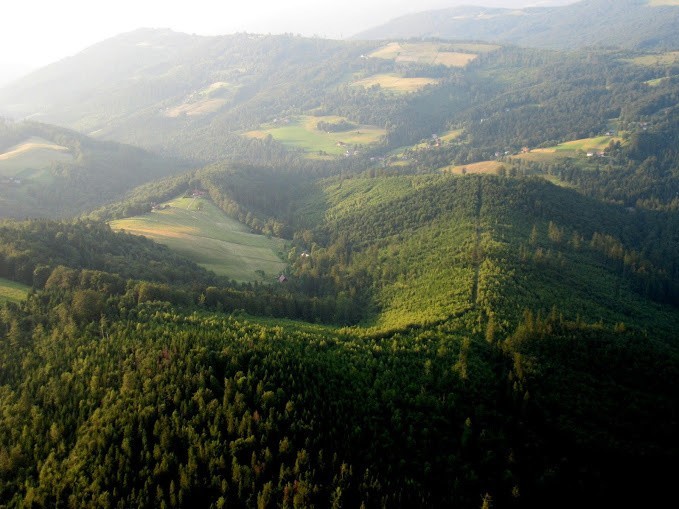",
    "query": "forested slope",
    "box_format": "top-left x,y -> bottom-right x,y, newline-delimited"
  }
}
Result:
0,248 -> 676,507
